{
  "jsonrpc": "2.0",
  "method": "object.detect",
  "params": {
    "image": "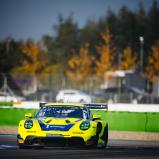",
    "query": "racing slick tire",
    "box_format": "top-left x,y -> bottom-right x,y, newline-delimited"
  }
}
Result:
94,124 -> 108,149
94,123 -> 102,148
101,125 -> 108,149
